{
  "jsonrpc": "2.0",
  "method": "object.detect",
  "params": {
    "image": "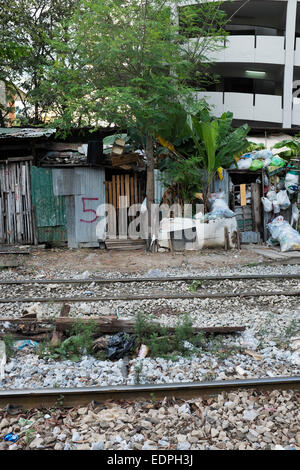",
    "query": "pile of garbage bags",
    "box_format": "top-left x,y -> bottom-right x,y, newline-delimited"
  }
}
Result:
235,149 -> 274,171
267,216 -> 300,252
205,192 -> 236,220
235,150 -> 299,193
261,189 -> 291,213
